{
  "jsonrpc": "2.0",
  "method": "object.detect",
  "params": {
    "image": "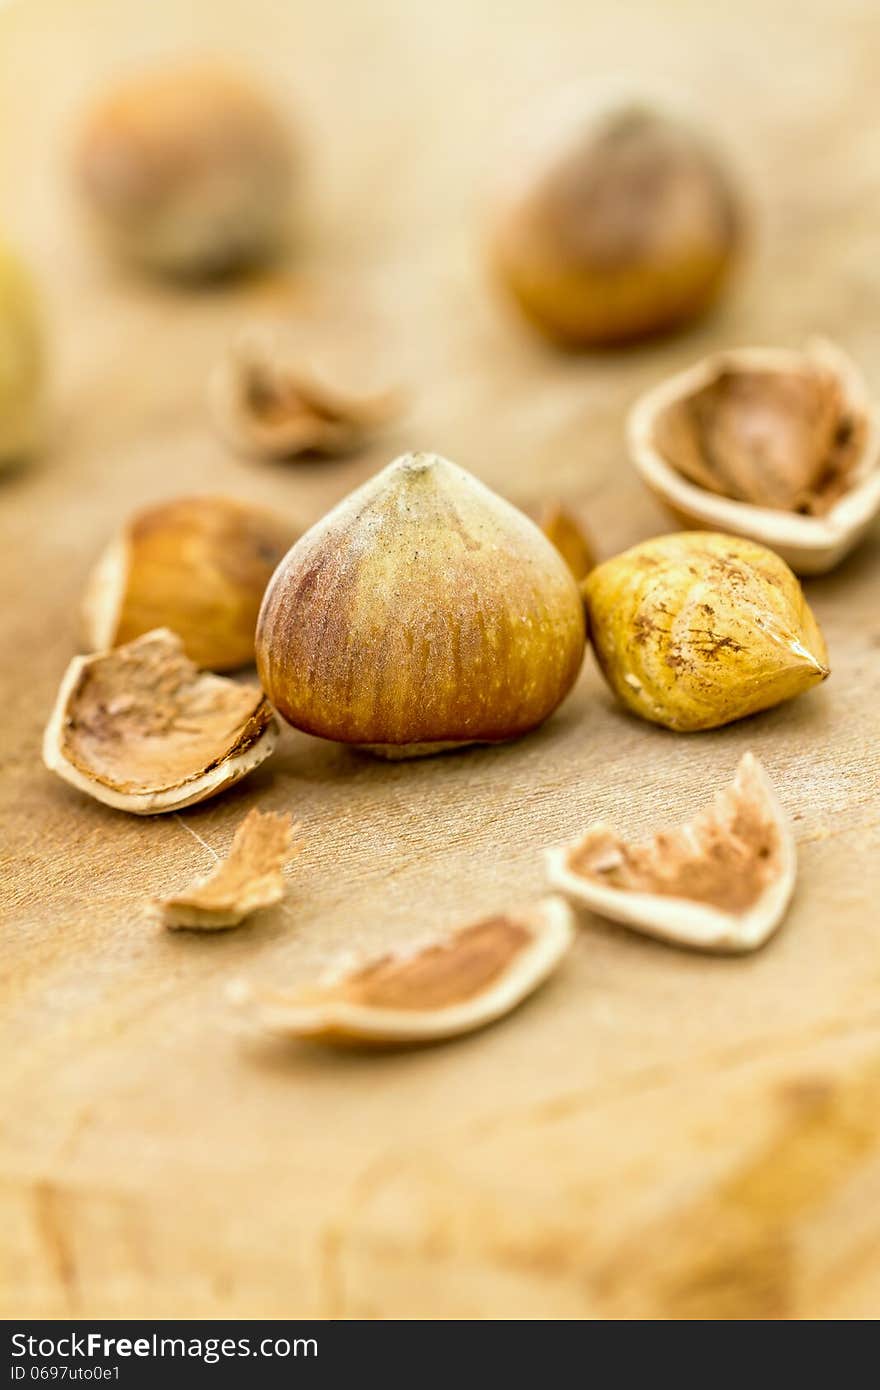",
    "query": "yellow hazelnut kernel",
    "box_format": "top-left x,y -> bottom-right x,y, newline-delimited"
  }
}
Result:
76,61 -> 295,278
491,98 -> 742,347
583,531 -> 828,731
82,495 -> 298,671
256,452 -> 587,755
0,241 -> 45,469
